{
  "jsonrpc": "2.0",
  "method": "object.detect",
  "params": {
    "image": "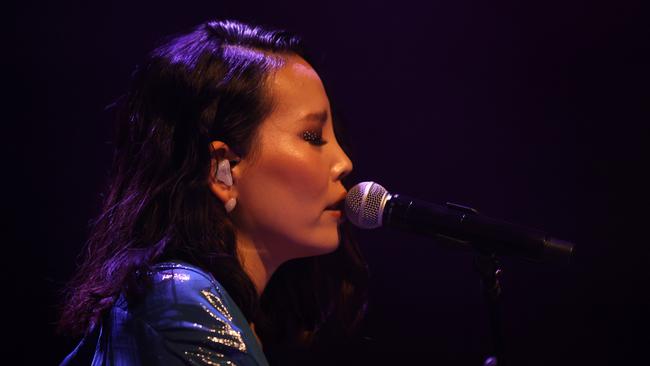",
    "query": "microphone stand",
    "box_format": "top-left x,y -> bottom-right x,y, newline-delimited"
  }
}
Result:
347,183 -> 574,365
442,202 -> 507,365
474,252 -> 505,366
